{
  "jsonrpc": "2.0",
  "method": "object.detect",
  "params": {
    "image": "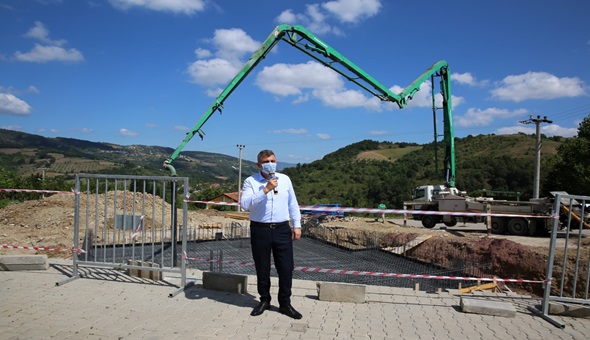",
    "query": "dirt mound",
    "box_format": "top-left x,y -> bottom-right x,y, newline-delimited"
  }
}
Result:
0,193 -> 230,253
410,237 -> 547,296
0,195 -> 556,297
